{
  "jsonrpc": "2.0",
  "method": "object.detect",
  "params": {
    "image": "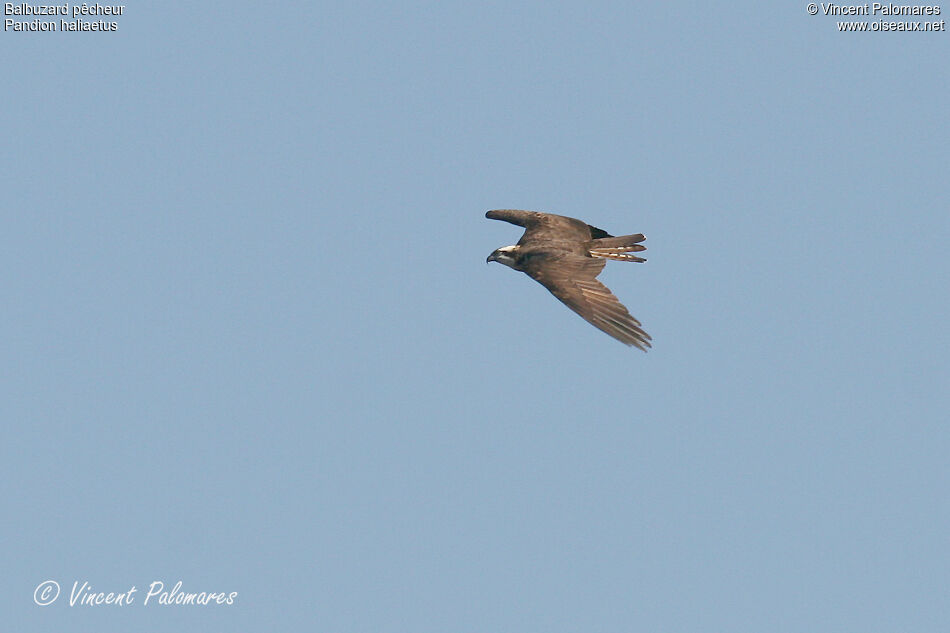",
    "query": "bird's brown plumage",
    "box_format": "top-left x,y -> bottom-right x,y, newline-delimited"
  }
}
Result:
486,209 -> 651,350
